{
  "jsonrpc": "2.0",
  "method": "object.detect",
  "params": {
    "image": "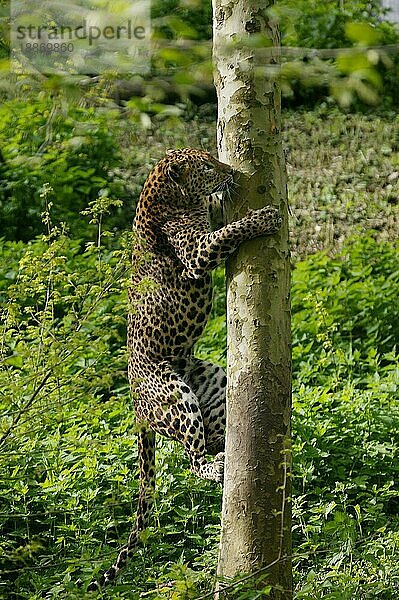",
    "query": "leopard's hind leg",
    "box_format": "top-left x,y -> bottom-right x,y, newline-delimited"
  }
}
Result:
88,360 -> 225,590
175,357 -> 226,455
136,360 -> 225,483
